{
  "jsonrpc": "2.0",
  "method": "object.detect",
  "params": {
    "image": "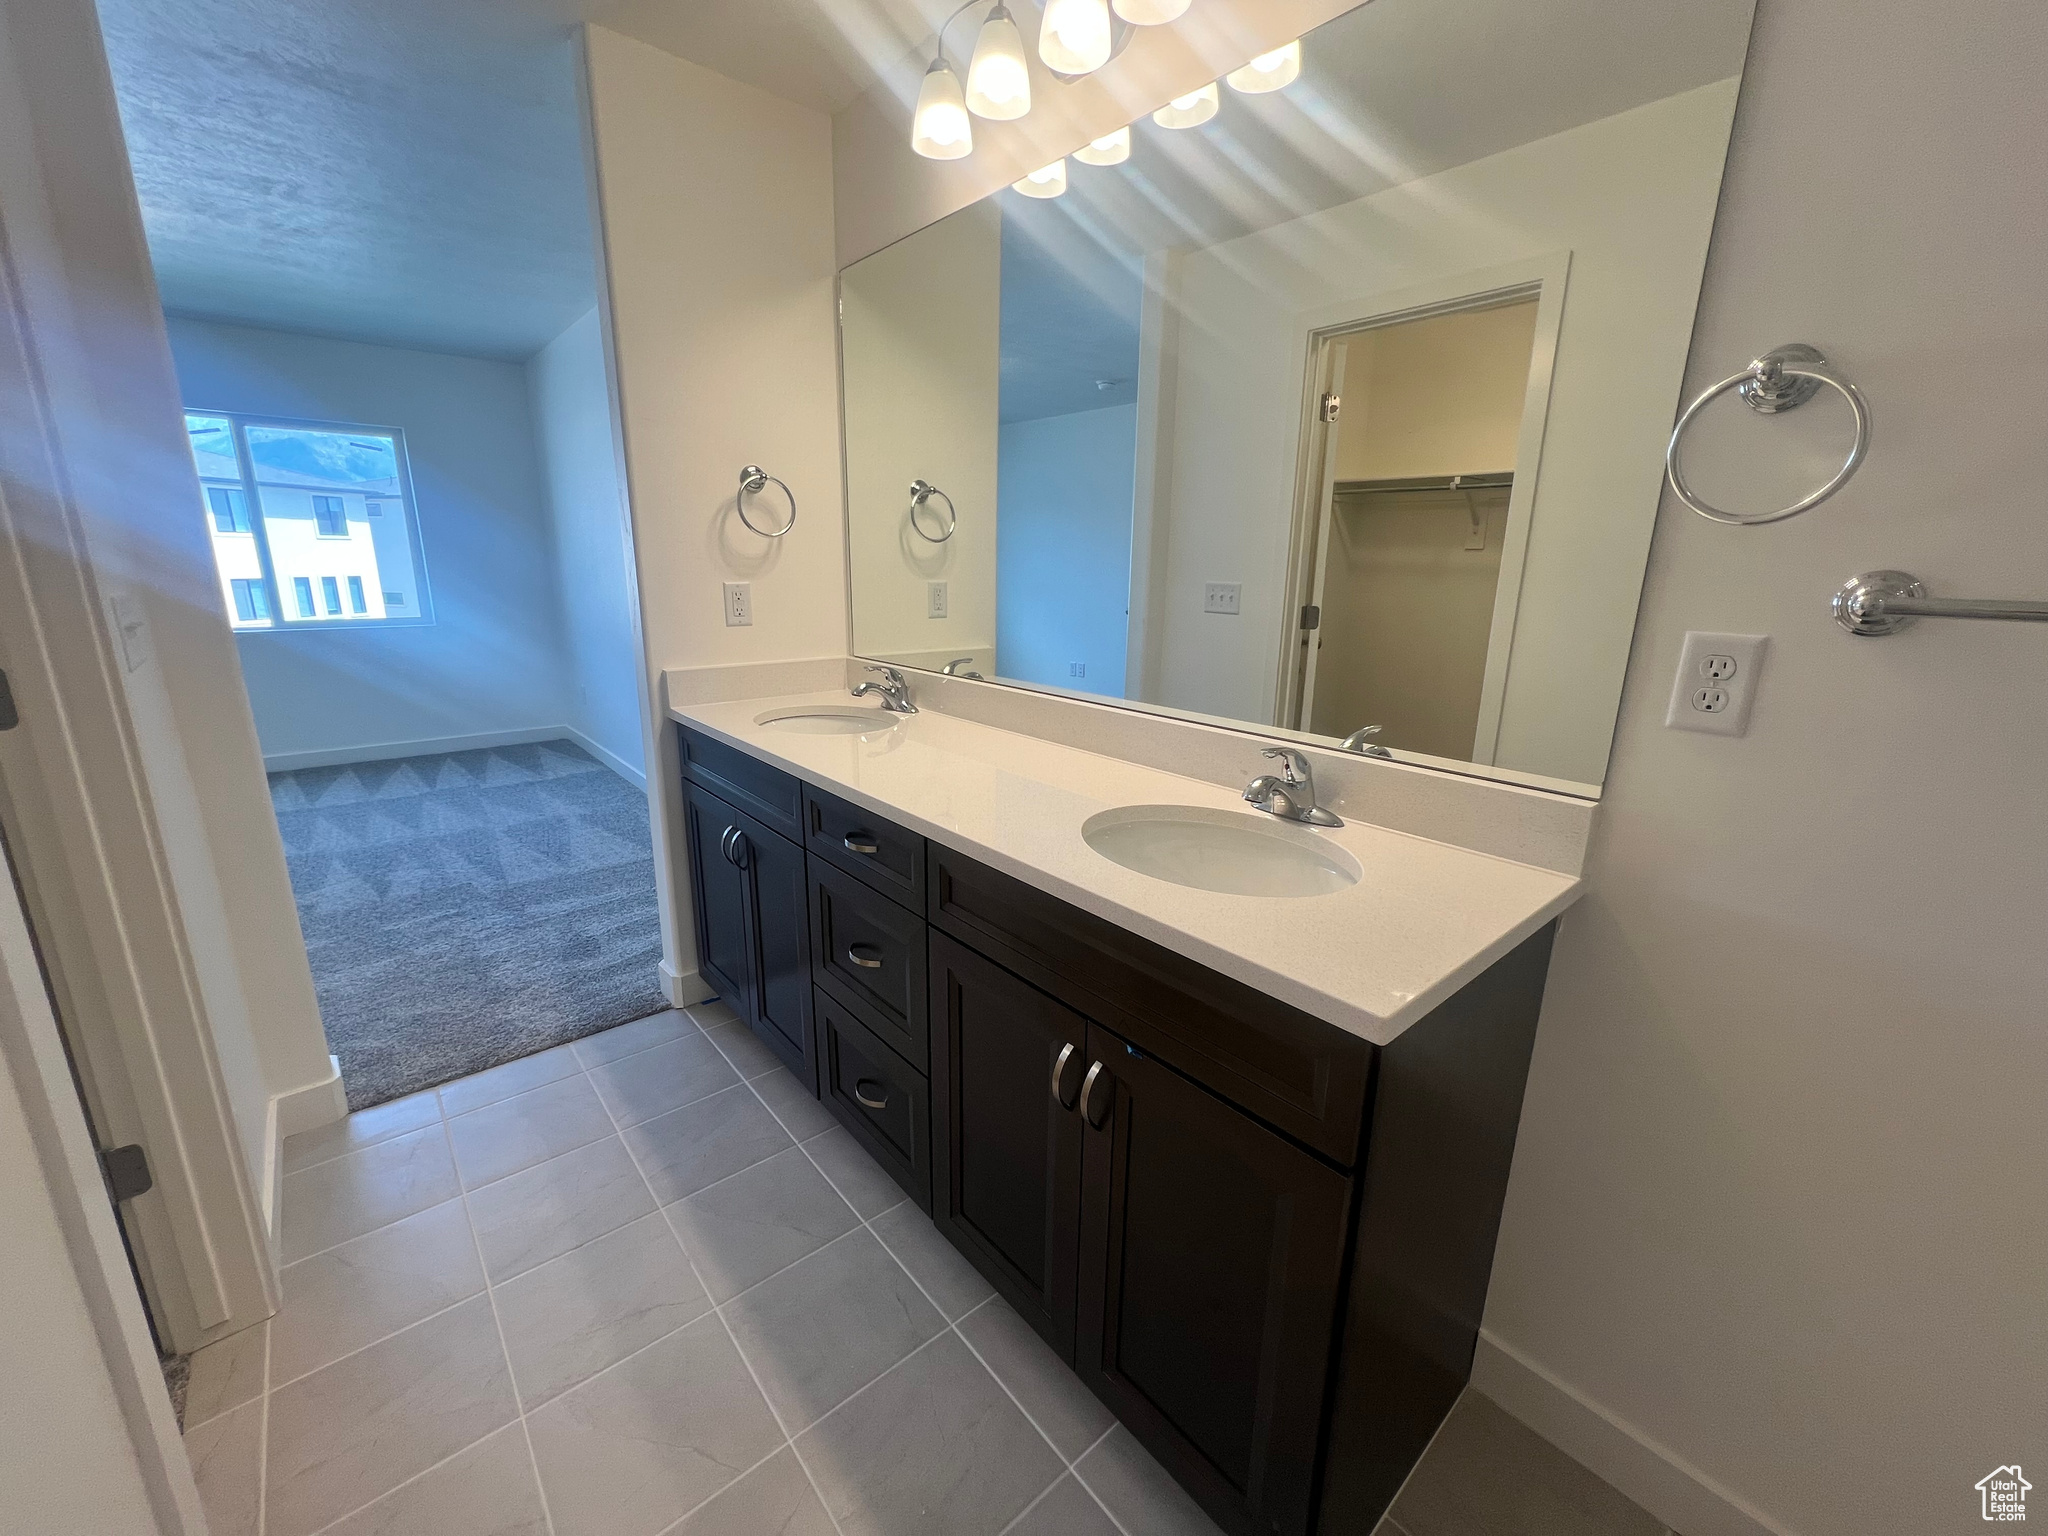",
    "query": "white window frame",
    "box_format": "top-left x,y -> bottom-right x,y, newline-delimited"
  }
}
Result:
189,408 -> 436,632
